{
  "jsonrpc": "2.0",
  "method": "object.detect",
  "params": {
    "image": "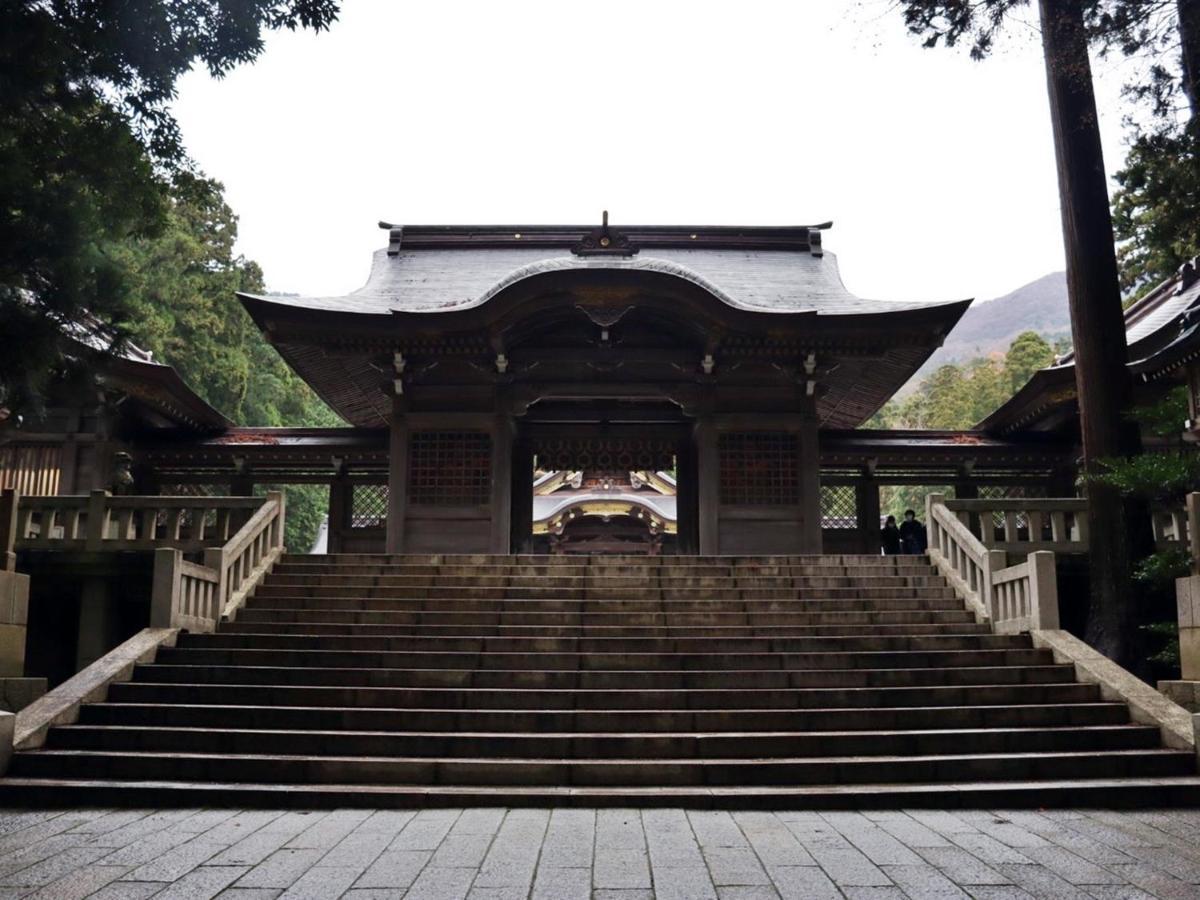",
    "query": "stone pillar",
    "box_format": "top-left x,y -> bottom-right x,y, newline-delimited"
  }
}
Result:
386,402 -> 409,555
797,402 -> 822,553
1160,574 -> 1200,711
694,418 -> 719,555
